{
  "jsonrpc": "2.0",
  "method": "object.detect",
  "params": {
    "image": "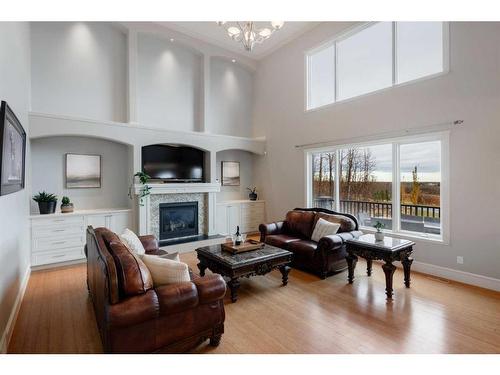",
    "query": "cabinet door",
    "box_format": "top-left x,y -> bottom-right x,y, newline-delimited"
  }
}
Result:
110,213 -> 131,234
216,205 -> 228,235
86,214 -> 108,229
227,204 -> 241,235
